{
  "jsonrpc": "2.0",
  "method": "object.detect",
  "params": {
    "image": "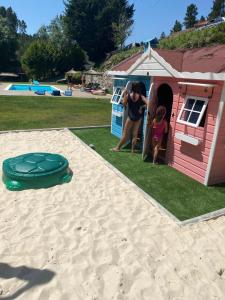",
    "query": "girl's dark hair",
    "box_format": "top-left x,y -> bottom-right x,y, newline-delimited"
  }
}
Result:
131,82 -> 142,94
155,106 -> 166,122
